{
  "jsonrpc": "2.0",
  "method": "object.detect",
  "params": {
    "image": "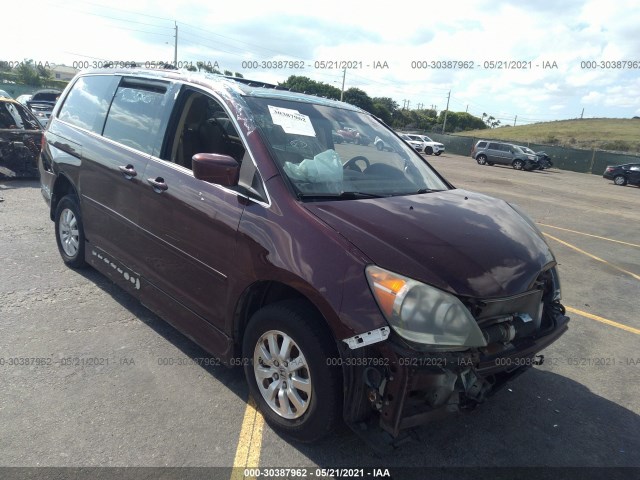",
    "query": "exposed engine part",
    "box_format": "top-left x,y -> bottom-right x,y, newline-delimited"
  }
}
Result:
459,369 -> 490,403
483,322 -> 516,344
363,367 -> 387,411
